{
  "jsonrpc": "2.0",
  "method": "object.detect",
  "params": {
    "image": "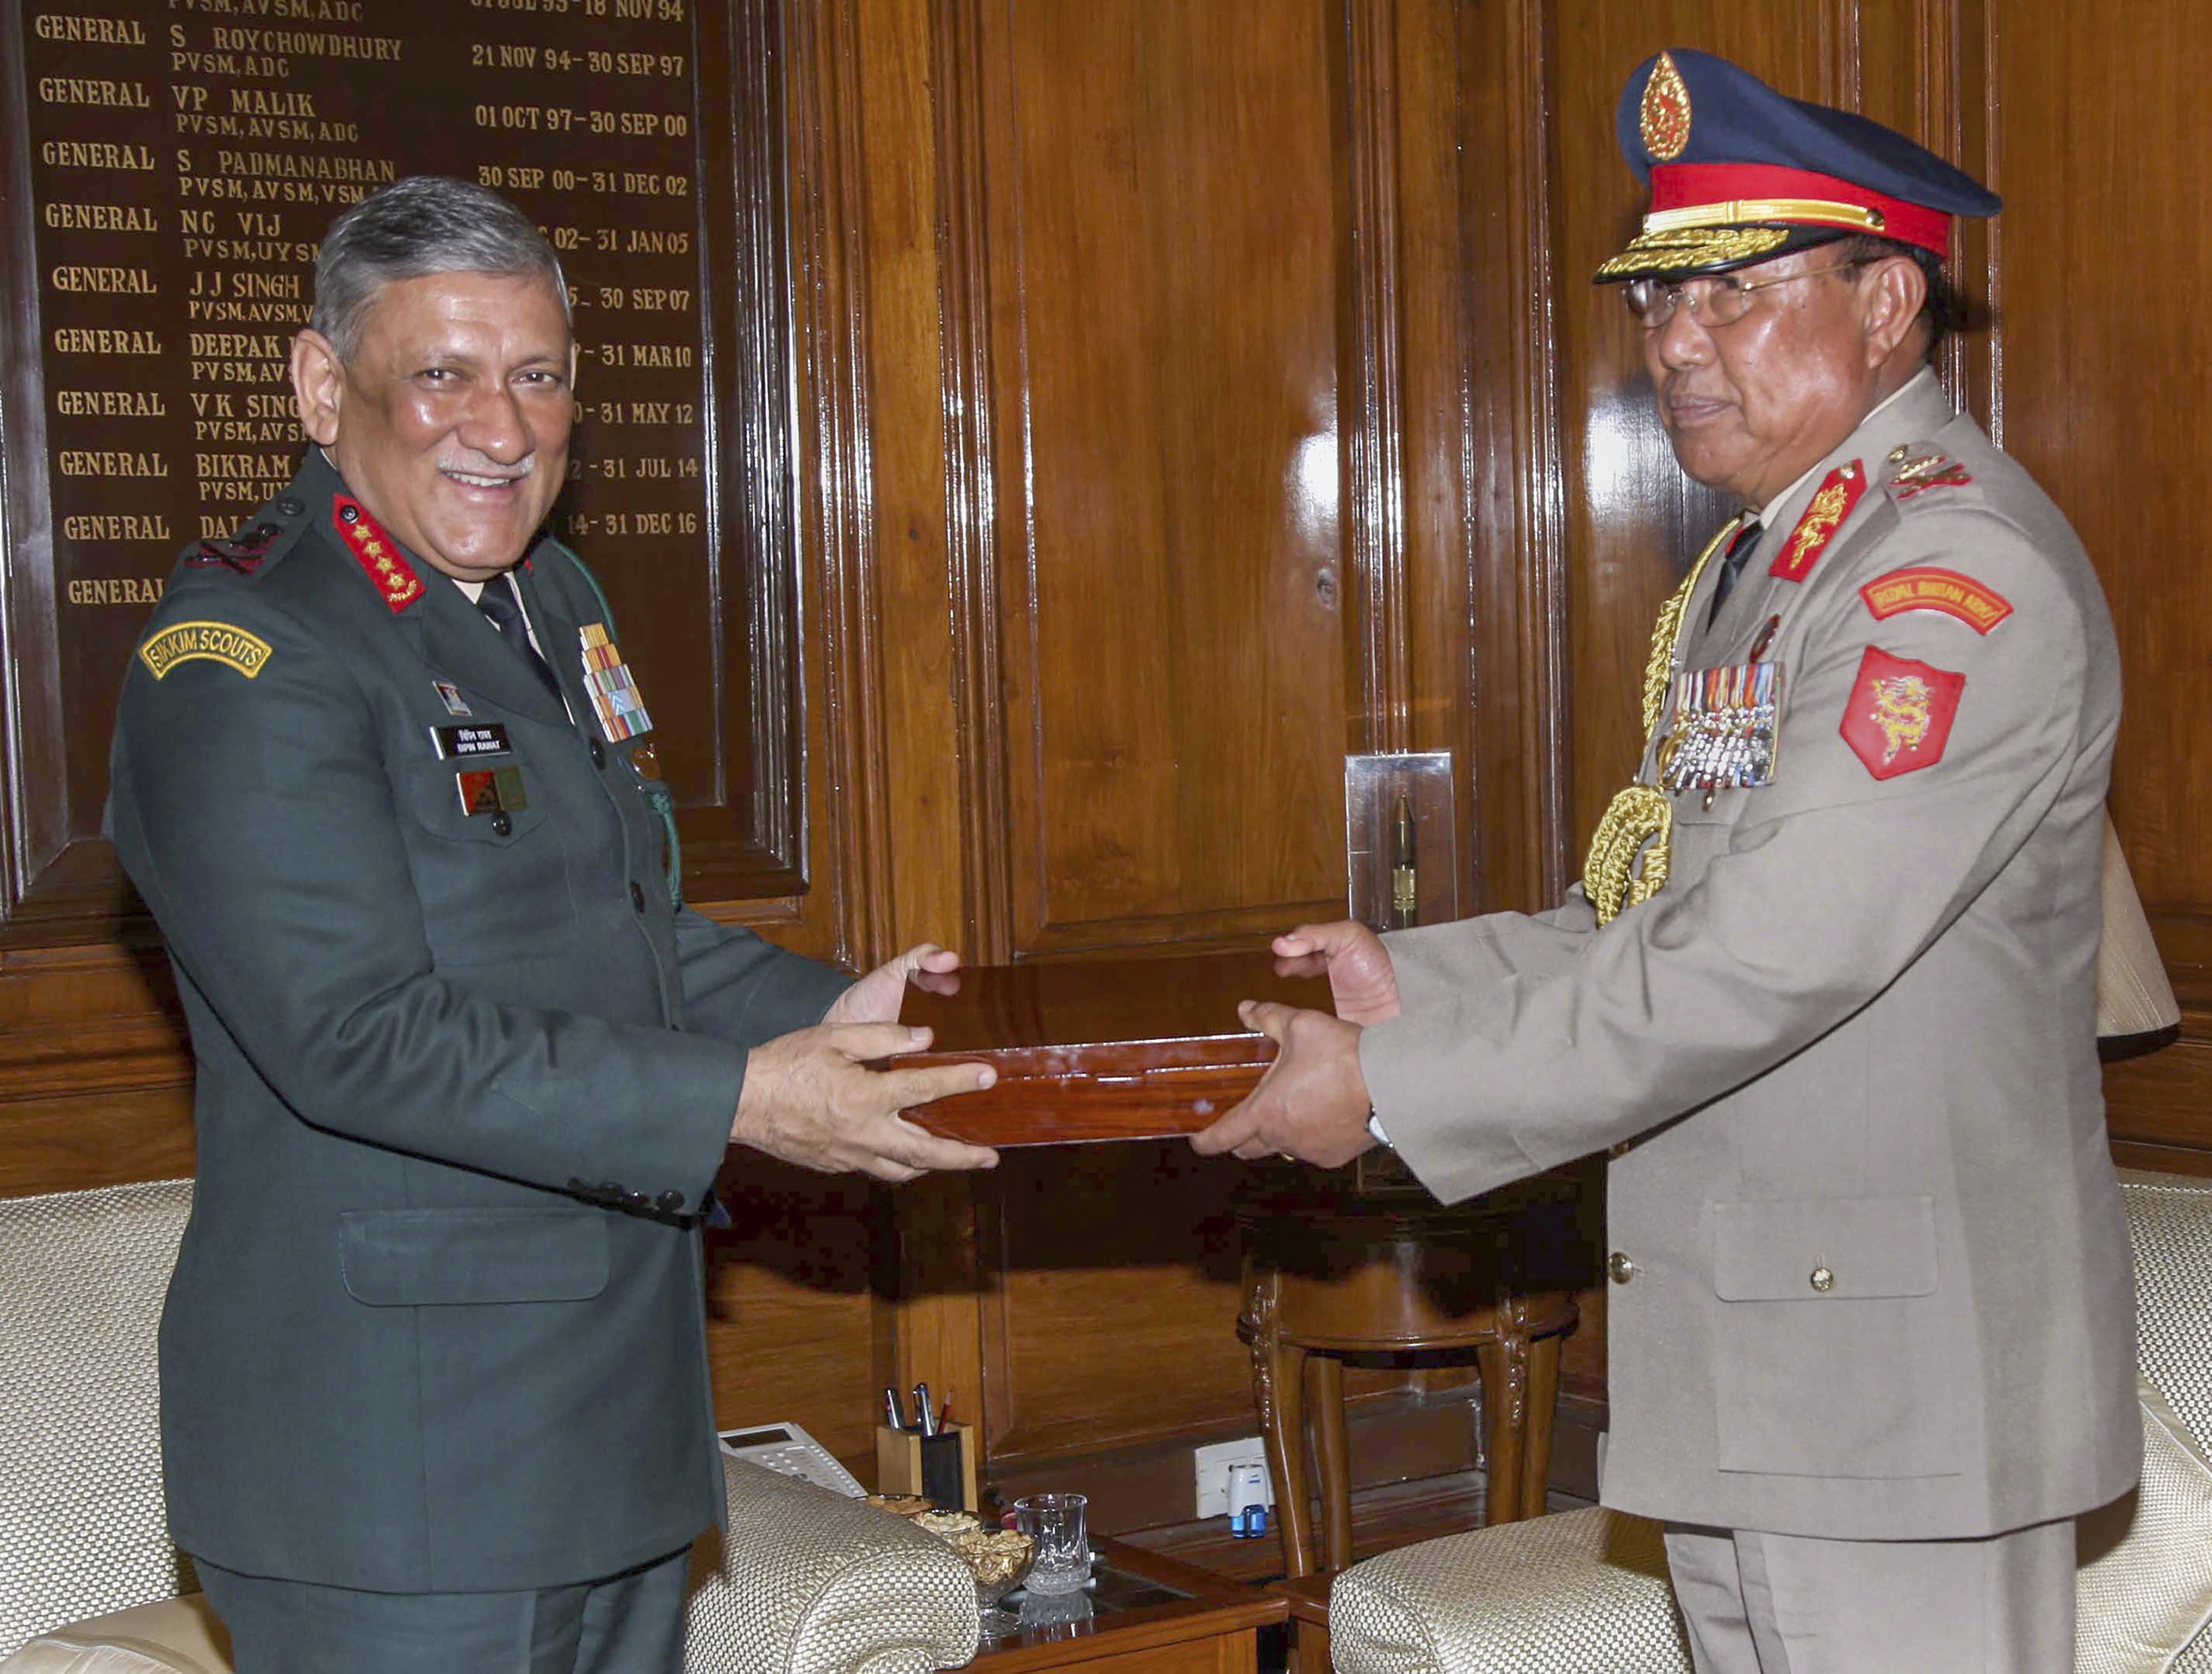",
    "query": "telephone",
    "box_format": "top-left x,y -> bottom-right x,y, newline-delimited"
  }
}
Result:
718,1421 -> 866,1498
